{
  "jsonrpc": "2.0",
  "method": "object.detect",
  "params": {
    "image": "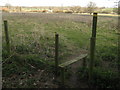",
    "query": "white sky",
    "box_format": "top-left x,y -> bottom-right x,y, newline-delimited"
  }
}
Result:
0,0 -> 118,7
